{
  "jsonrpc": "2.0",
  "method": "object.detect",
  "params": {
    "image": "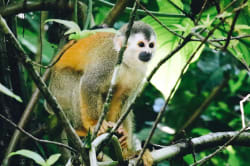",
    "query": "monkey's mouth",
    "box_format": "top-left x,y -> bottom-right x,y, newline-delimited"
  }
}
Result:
139,52 -> 152,62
